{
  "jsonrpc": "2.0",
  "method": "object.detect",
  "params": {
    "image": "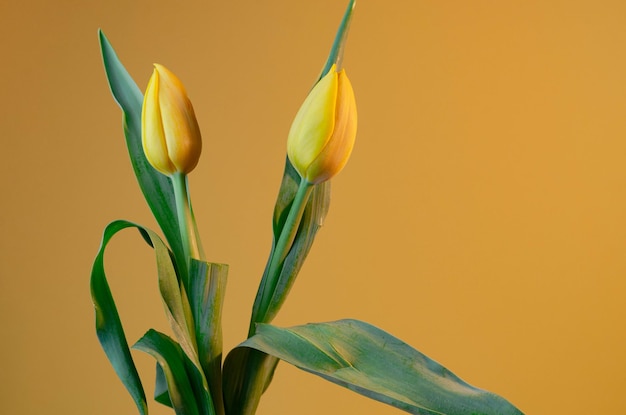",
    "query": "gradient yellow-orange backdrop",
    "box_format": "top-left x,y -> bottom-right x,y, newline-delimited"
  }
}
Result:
2,1 -> 626,414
